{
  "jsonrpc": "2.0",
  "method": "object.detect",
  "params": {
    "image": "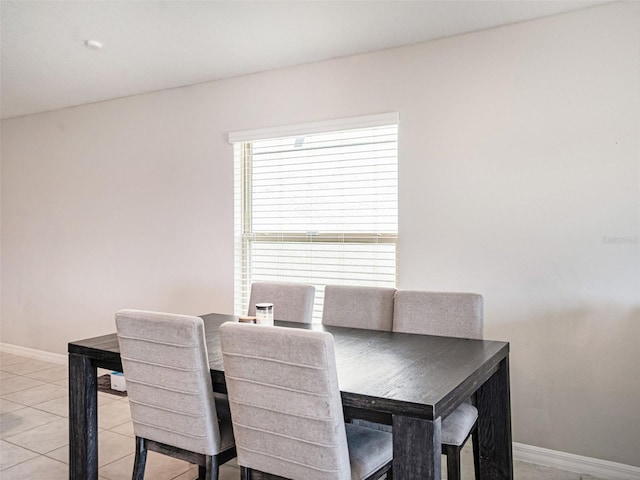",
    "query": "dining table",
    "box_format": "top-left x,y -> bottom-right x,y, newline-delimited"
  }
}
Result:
68,313 -> 513,480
